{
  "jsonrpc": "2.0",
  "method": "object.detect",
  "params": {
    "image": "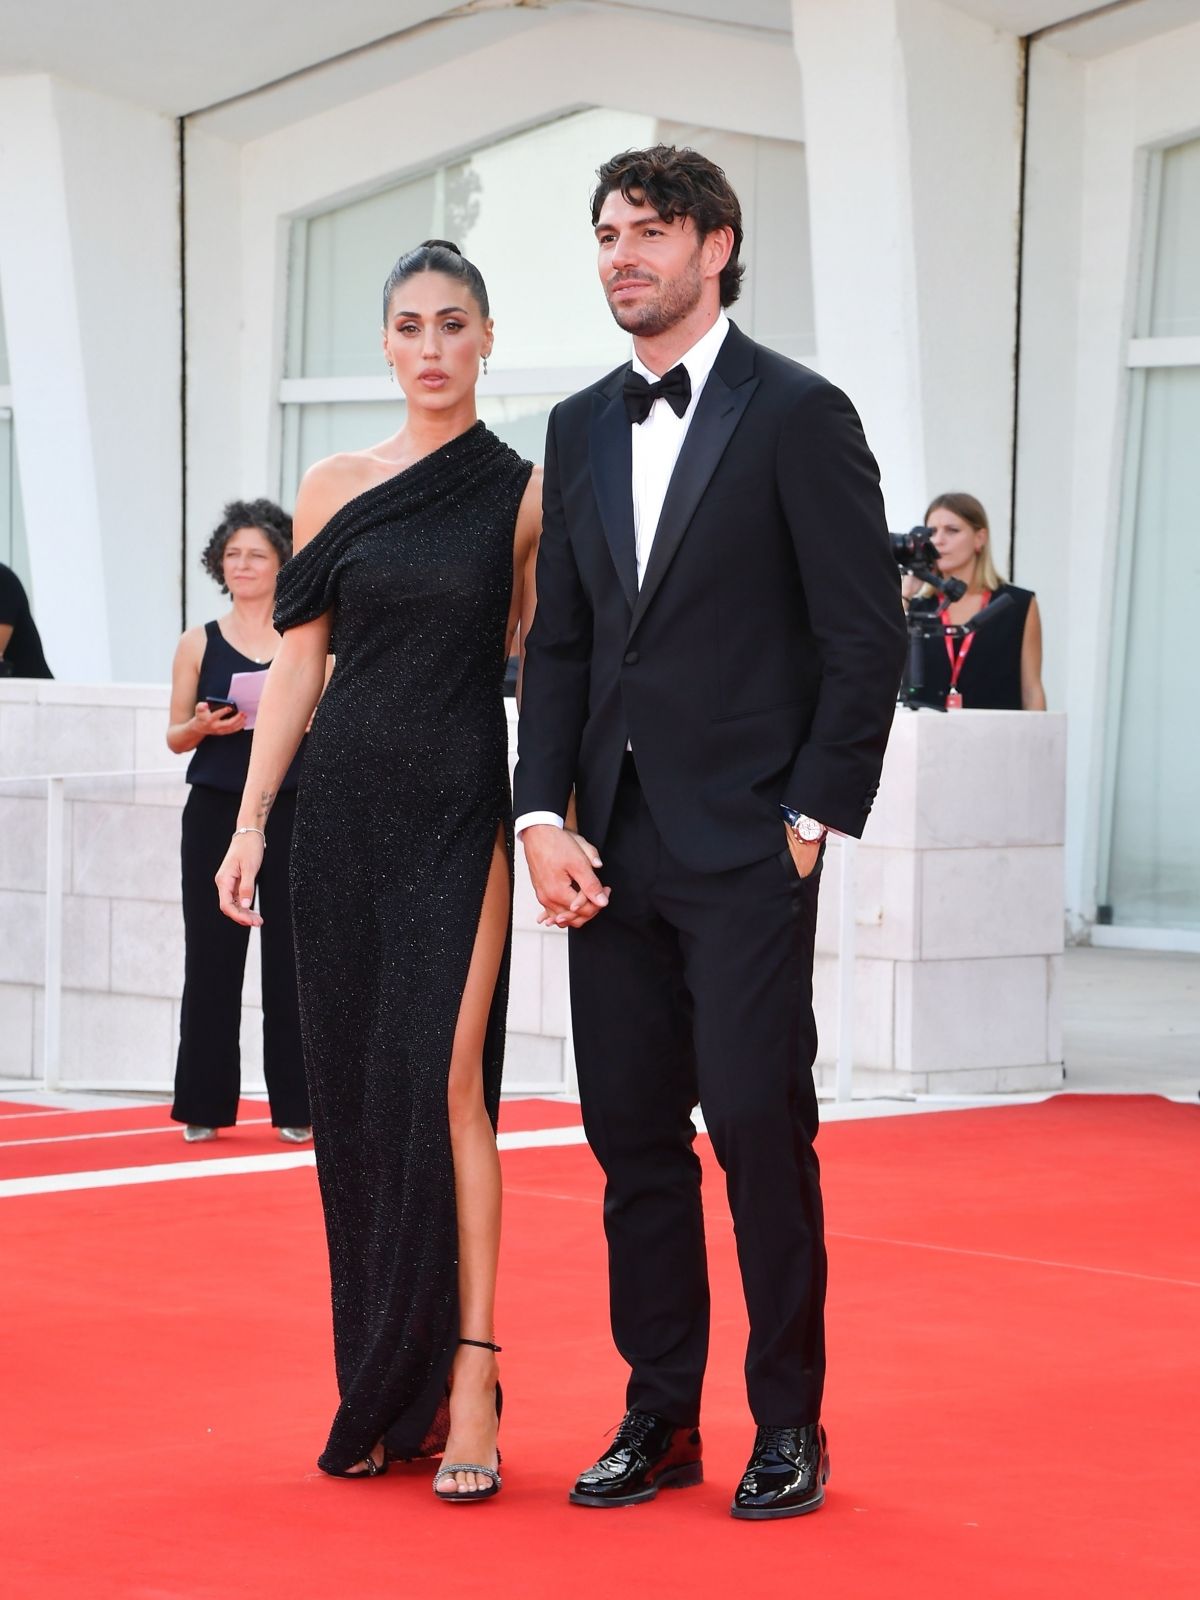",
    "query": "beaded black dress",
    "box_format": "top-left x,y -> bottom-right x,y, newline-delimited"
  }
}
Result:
273,422 -> 532,1474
